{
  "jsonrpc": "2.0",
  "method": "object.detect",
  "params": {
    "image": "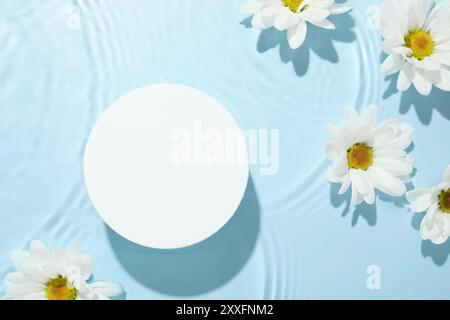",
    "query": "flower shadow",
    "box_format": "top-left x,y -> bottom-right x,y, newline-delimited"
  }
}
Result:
329,183 -> 377,227
254,13 -> 356,76
378,193 -> 409,208
399,87 -> 450,125
240,16 -> 253,29
422,238 -> 450,266
105,176 -> 260,296
383,74 -> 450,125
377,172 -> 414,209
88,274 -> 127,300
382,74 -> 398,100
411,212 -> 450,266
111,291 -> 127,300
